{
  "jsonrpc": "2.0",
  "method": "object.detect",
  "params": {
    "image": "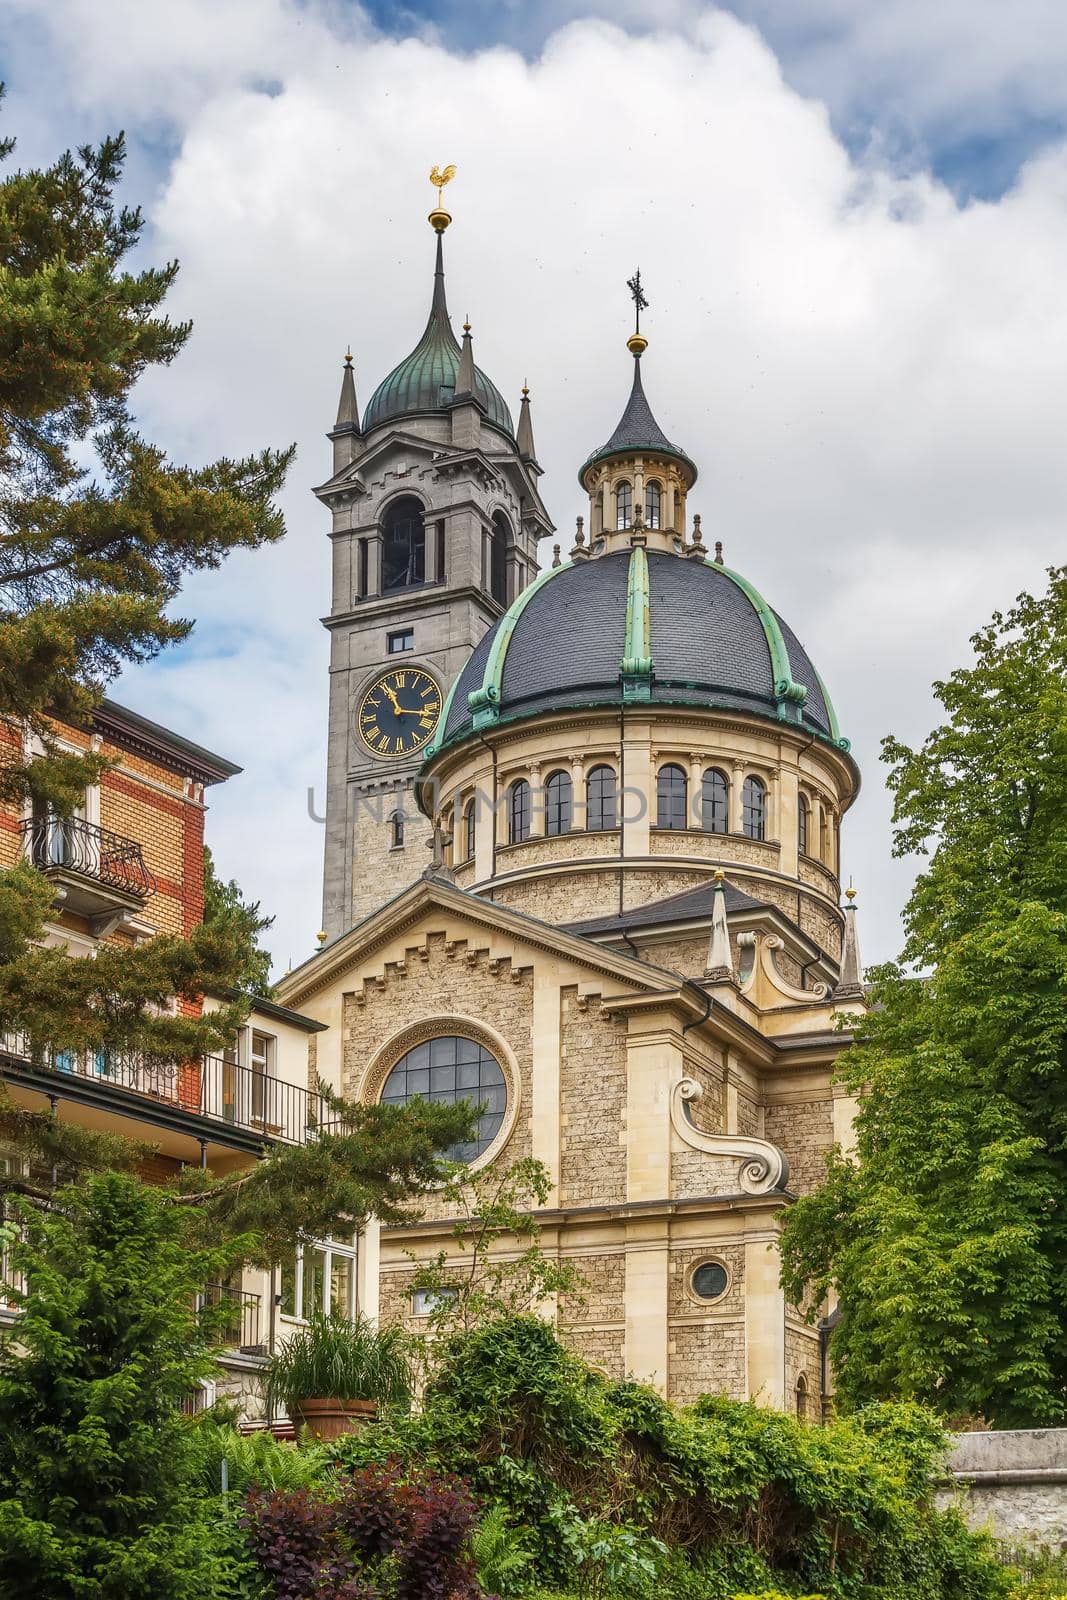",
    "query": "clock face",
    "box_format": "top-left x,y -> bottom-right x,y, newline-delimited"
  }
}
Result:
357,667 -> 442,759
